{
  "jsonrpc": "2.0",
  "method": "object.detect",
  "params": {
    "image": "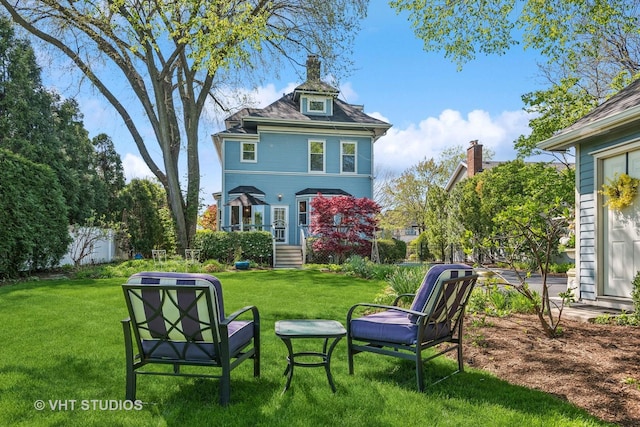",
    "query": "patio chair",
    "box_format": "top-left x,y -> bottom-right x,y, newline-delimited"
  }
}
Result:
121,272 -> 260,405
347,264 -> 478,391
